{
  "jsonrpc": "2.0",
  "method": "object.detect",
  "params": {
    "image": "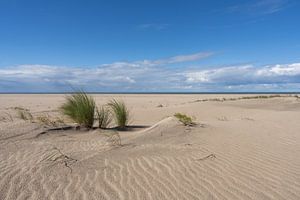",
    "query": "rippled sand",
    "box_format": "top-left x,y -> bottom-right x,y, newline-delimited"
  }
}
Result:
1,94 -> 300,200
